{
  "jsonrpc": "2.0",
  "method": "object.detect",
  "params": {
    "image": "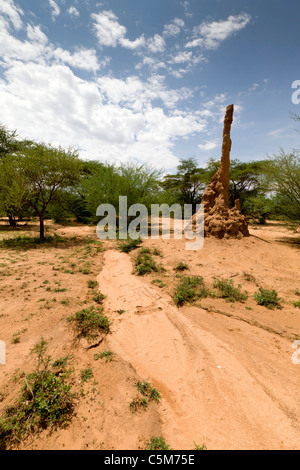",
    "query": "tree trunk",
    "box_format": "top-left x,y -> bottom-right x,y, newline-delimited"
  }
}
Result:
39,214 -> 45,240
8,214 -> 16,227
